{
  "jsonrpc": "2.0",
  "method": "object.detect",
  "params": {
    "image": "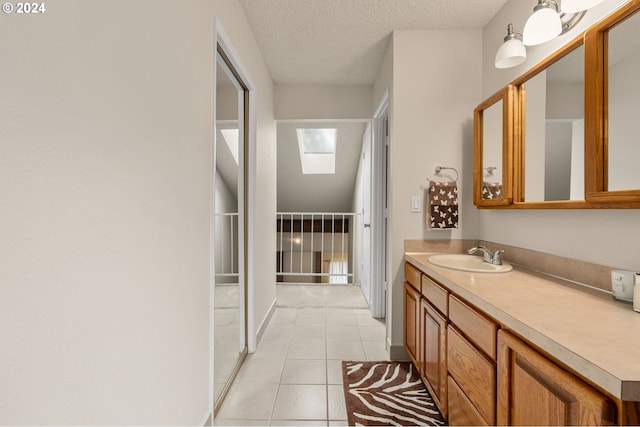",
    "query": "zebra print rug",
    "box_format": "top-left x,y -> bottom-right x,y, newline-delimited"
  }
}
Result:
342,361 -> 446,426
